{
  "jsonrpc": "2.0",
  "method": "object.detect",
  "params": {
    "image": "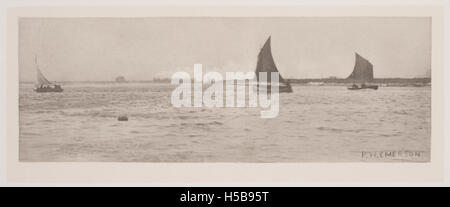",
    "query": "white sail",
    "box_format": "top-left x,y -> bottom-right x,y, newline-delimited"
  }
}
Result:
36,68 -> 52,85
35,55 -> 52,85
